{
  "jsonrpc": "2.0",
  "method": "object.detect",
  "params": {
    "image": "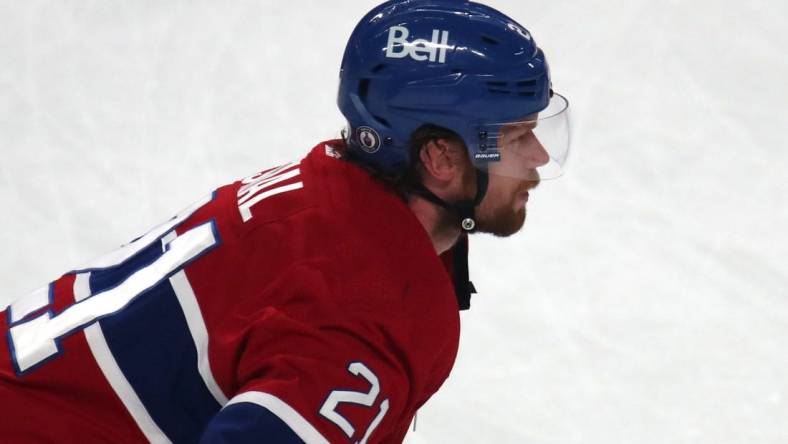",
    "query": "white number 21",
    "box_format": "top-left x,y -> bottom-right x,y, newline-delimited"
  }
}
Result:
319,362 -> 390,444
